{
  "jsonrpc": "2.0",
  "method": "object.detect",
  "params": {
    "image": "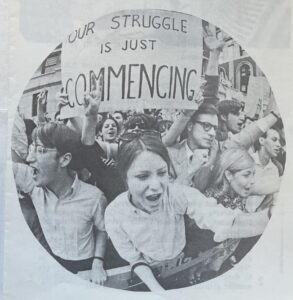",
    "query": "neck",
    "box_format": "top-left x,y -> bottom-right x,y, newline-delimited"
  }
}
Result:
216,179 -> 239,199
258,148 -> 270,166
187,138 -> 199,151
46,170 -> 75,198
